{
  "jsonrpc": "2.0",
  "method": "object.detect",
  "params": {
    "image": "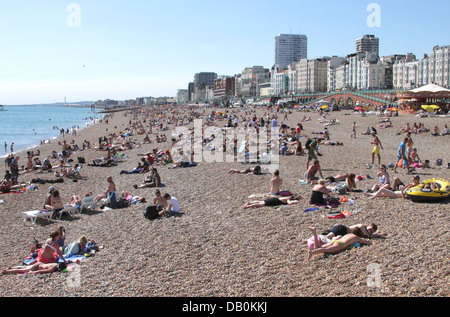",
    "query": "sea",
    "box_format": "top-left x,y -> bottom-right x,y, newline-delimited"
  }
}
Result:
0,105 -> 104,158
